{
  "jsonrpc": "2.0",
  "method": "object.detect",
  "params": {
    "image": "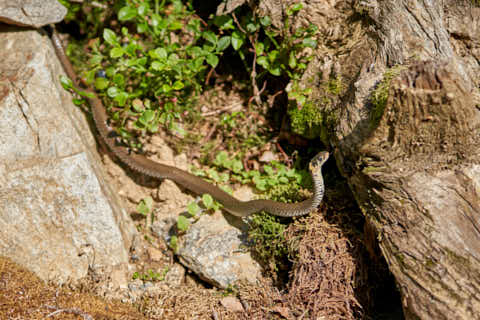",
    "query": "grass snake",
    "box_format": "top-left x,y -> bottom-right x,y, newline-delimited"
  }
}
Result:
50,28 -> 328,218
